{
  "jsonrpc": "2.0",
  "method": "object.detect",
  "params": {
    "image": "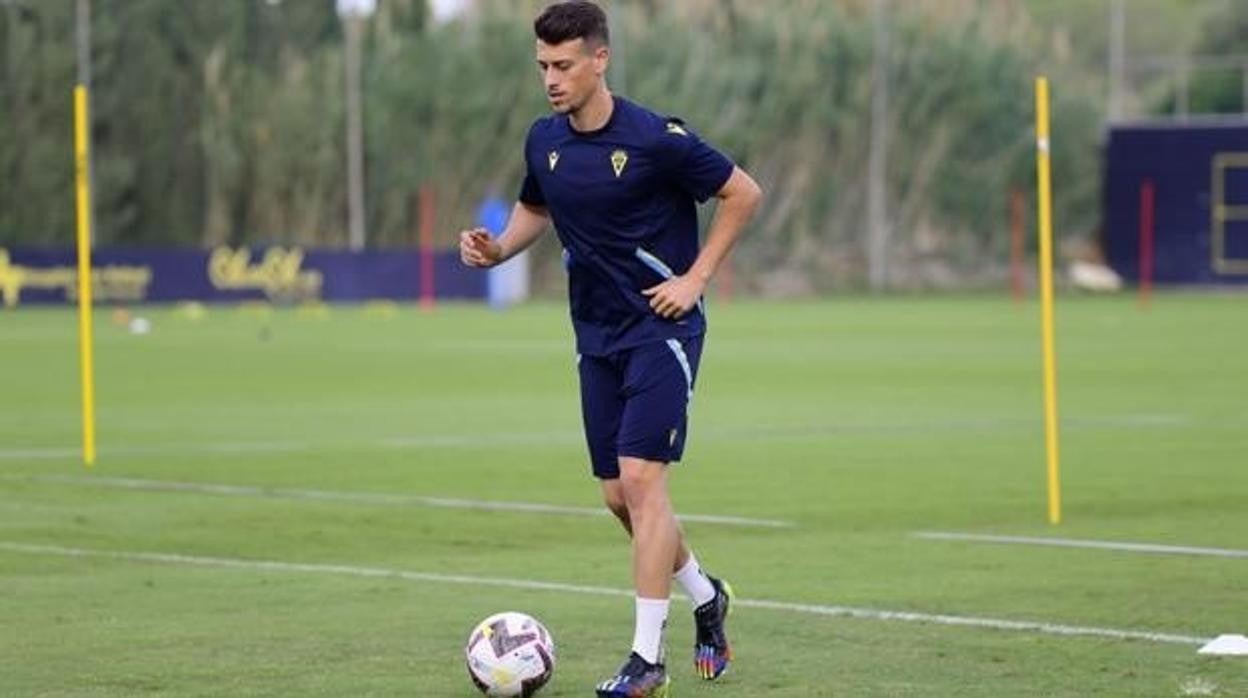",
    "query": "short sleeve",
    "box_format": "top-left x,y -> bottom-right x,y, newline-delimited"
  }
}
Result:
654,119 -> 734,203
518,171 -> 545,207
517,123 -> 546,206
